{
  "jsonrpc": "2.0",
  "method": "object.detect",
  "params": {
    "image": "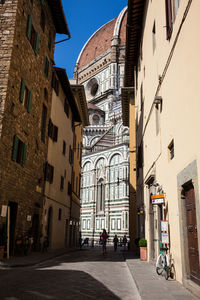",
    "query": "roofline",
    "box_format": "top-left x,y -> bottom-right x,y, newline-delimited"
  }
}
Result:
122,0 -> 146,126
48,0 -> 70,36
70,84 -> 90,126
54,67 -> 81,122
124,0 -> 146,87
